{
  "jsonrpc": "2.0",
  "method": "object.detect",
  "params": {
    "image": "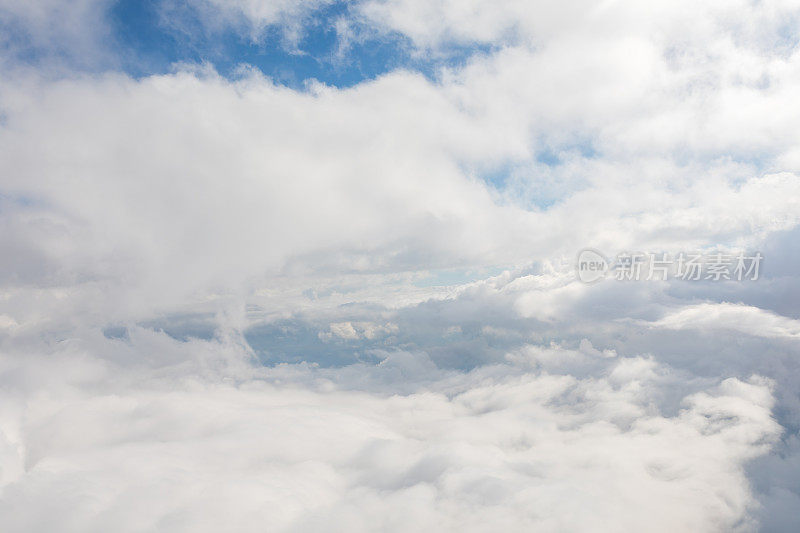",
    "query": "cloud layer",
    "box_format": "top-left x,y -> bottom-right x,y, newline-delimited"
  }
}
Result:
1,0 -> 800,530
